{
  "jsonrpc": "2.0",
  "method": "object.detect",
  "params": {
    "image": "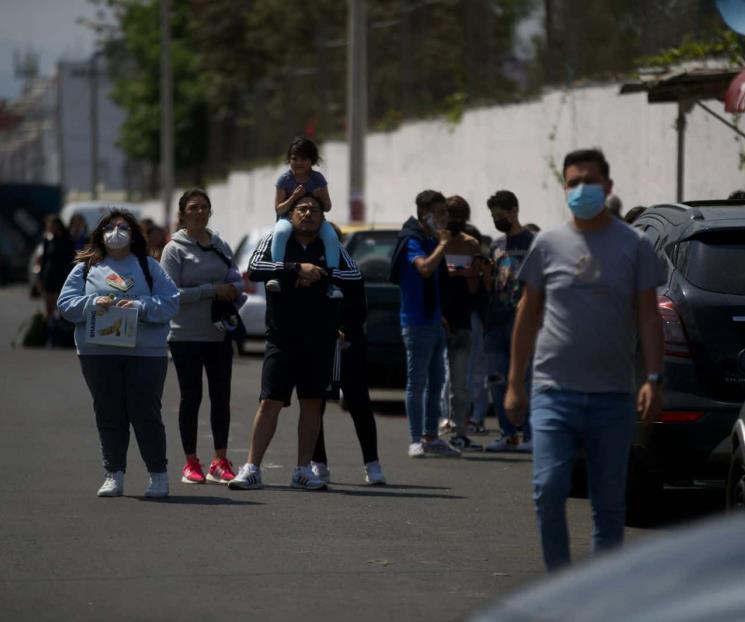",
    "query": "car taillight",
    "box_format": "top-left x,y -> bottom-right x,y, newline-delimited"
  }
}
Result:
656,411 -> 704,423
657,296 -> 692,359
242,271 -> 257,294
